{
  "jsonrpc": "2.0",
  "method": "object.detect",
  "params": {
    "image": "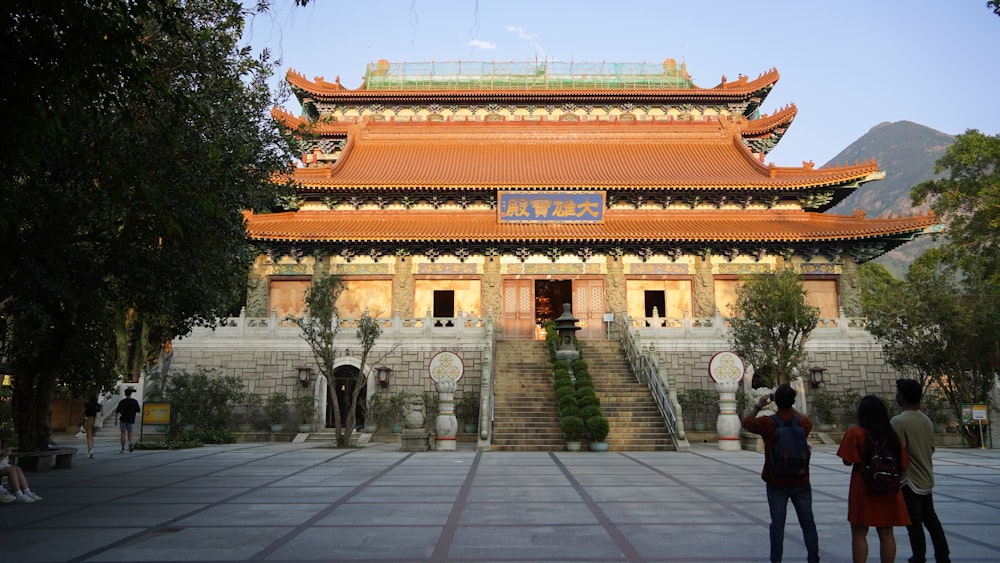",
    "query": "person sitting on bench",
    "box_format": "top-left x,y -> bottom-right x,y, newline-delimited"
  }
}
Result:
1,447 -> 43,504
